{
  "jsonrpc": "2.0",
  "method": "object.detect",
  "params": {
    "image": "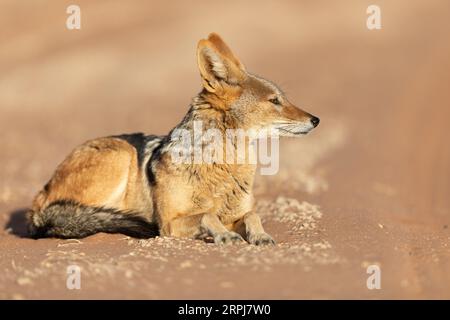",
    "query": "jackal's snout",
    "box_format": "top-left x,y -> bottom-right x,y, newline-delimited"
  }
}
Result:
275,103 -> 320,136
300,113 -> 320,134
310,115 -> 320,128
